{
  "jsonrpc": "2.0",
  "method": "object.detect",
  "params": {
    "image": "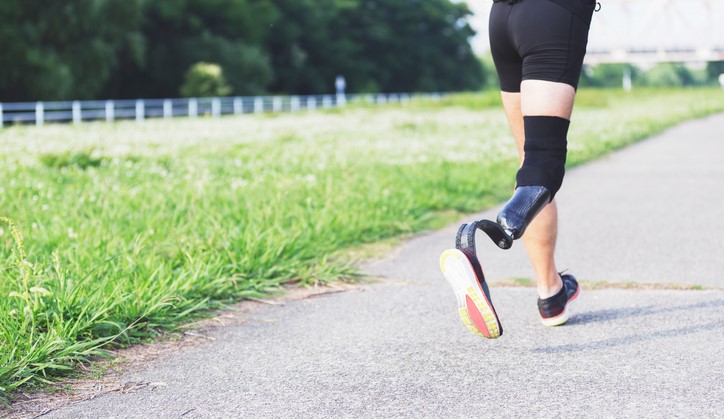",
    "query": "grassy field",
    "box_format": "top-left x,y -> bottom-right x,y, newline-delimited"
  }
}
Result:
1,88 -> 723,399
